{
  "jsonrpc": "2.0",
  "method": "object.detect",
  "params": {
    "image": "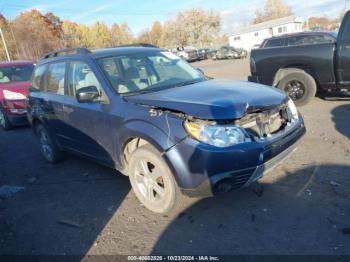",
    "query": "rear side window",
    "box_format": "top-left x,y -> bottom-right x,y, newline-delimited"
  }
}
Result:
288,35 -> 335,46
45,62 -> 66,95
264,38 -> 285,48
31,65 -> 47,90
287,36 -> 307,46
